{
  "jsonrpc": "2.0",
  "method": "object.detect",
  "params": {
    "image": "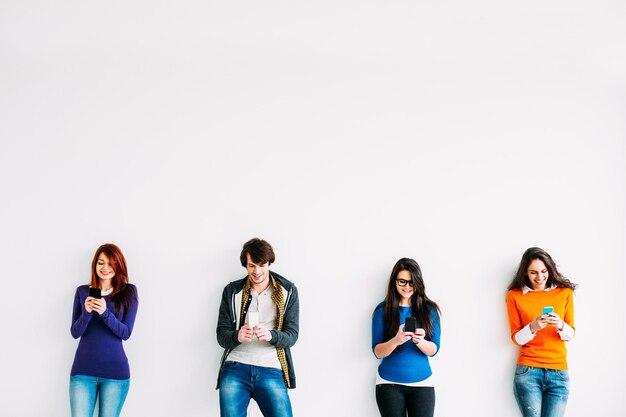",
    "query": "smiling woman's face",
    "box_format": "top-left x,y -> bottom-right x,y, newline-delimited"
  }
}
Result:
395,270 -> 414,302
527,259 -> 549,291
96,253 -> 115,282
